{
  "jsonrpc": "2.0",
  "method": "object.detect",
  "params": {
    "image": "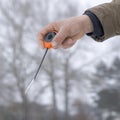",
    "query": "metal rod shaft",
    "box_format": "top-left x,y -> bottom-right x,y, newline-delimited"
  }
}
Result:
25,48 -> 48,94
34,48 -> 48,80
